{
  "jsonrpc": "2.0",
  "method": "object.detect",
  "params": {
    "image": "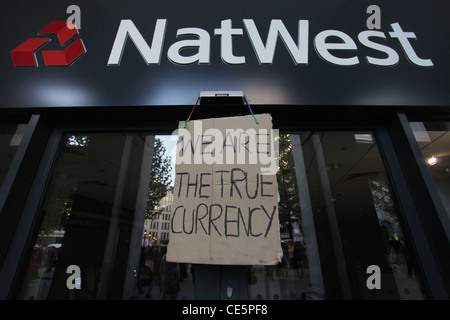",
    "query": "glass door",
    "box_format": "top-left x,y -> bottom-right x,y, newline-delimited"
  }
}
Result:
17,132 -> 195,299
245,132 -> 427,300
16,129 -> 428,300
